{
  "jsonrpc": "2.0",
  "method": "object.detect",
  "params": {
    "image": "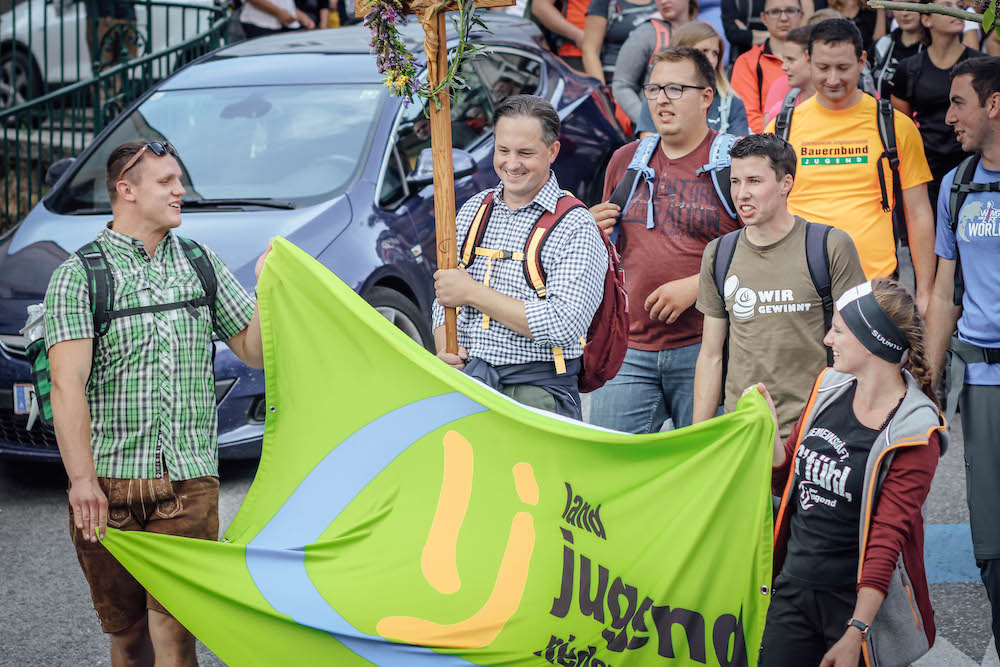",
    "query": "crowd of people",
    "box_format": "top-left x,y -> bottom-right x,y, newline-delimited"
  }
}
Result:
38,1 -> 1000,665
429,11 -> 1000,667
